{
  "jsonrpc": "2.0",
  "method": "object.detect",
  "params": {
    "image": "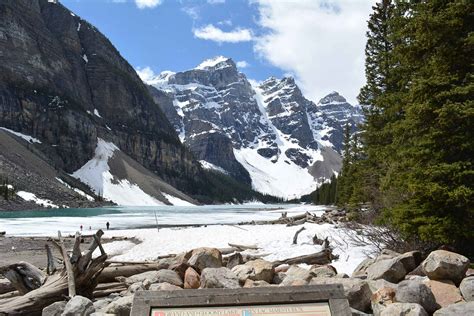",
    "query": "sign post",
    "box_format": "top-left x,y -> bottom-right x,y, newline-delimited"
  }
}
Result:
131,284 -> 351,316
